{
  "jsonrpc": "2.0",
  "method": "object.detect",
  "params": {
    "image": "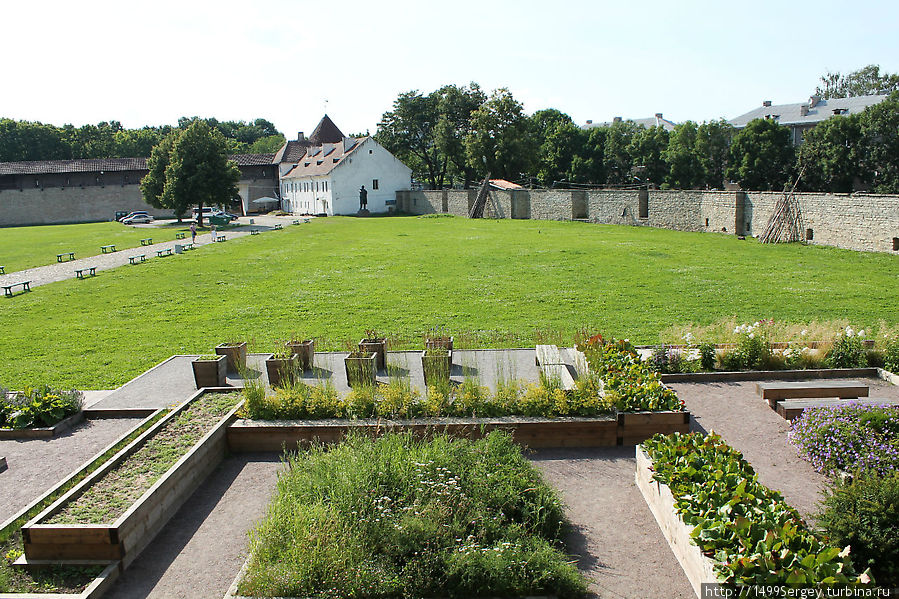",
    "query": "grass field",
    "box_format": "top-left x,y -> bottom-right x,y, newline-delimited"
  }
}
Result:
0,216 -> 896,389
0,221 -> 192,272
